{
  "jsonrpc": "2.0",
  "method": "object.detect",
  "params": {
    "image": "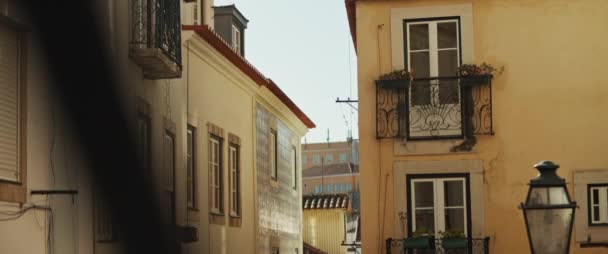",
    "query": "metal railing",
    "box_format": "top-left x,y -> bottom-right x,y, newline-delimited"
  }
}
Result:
376,76 -> 493,142
130,0 -> 182,66
386,237 -> 490,254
